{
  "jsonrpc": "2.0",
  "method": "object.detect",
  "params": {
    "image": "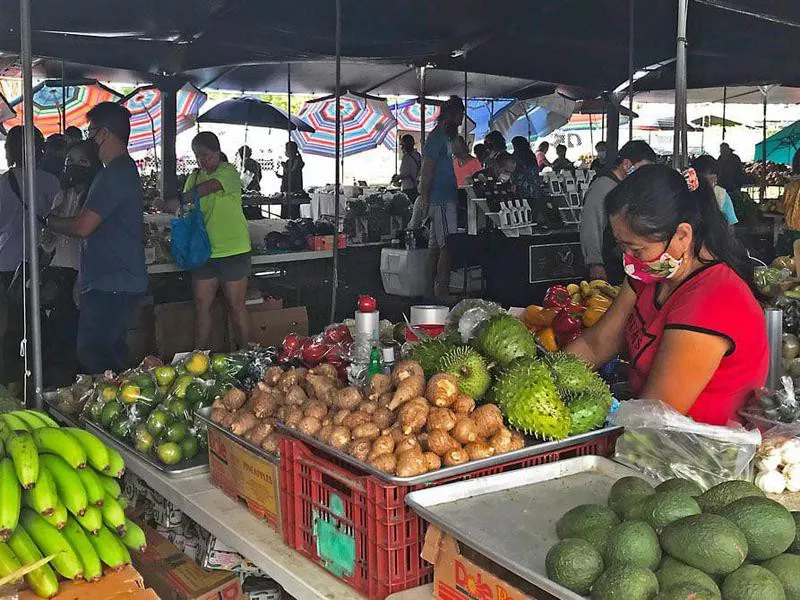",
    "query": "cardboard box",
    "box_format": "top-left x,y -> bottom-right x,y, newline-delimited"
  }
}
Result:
236,306 -> 308,349
422,526 -> 556,600
198,535 -> 267,576
207,426 -> 282,532
306,234 -> 346,251
19,565 -> 151,600
132,520 -> 243,600
155,300 -> 229,358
